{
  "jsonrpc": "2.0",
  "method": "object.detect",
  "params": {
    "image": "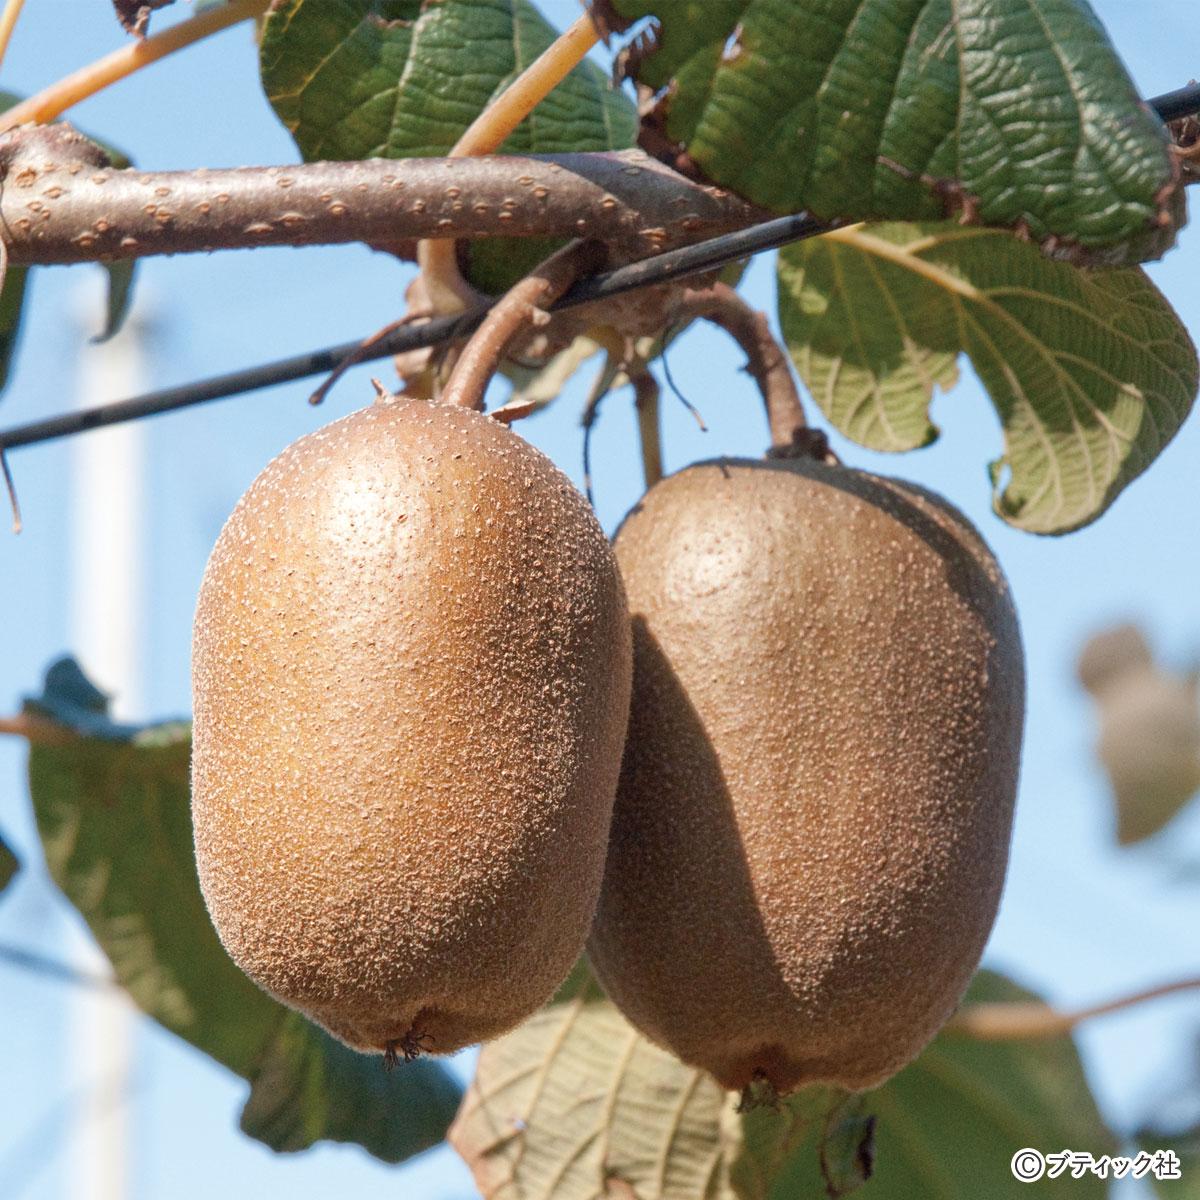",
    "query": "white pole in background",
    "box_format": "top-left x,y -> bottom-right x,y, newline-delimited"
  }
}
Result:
66,279 -> 156,1200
